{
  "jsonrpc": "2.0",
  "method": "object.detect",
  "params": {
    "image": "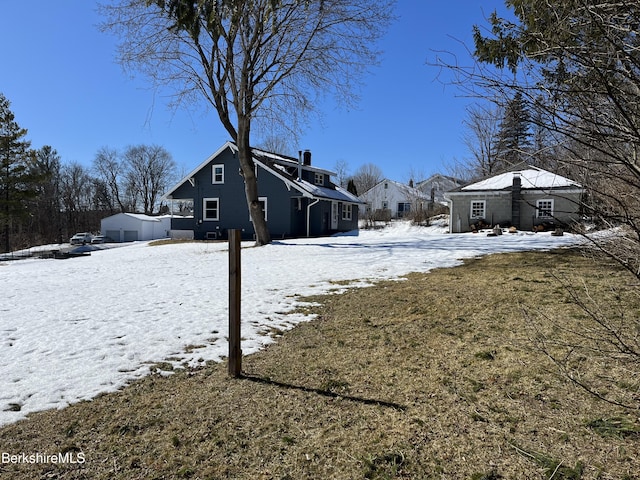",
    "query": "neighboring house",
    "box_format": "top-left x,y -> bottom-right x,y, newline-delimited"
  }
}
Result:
416,174 -> 464,205
100,213 -> 171,242
162,141 -> 363,240
444,166 -> 583,233
359,179 -> 431,219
